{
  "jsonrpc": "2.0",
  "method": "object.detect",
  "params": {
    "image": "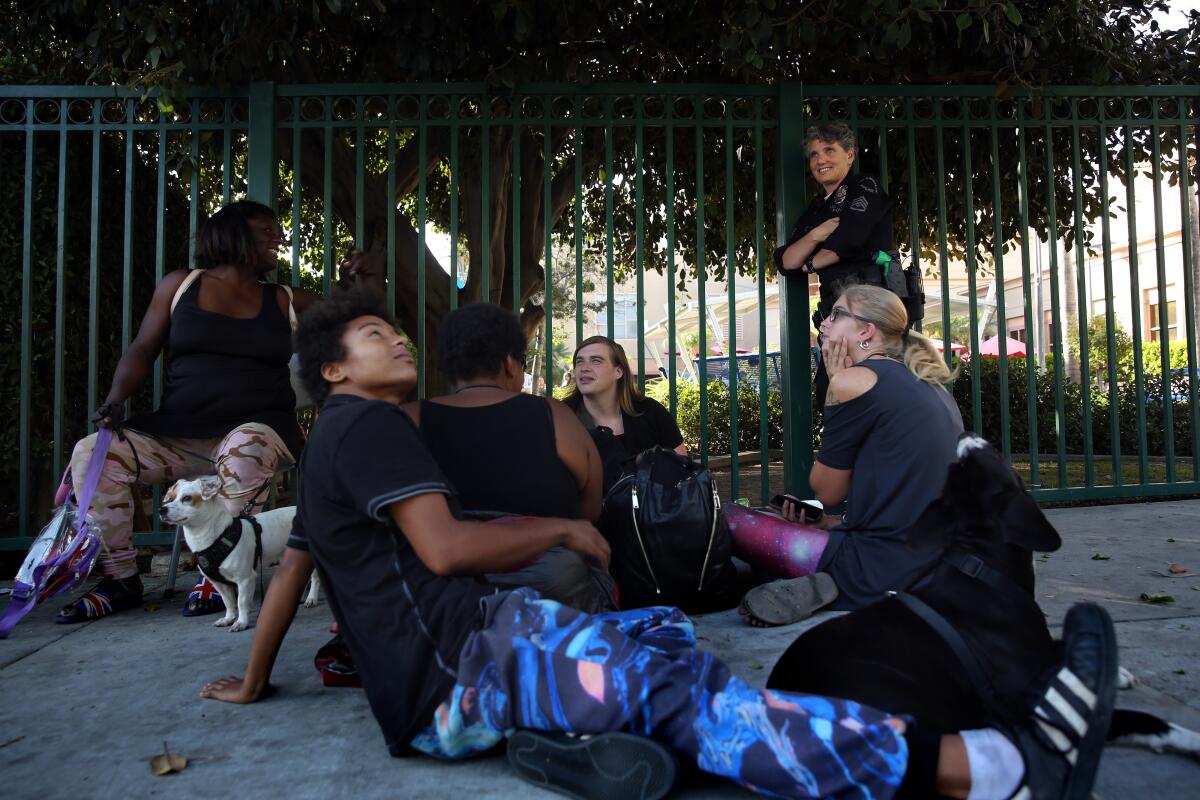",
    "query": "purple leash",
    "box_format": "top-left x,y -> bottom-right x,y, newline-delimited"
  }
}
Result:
0,428 -> 112,637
